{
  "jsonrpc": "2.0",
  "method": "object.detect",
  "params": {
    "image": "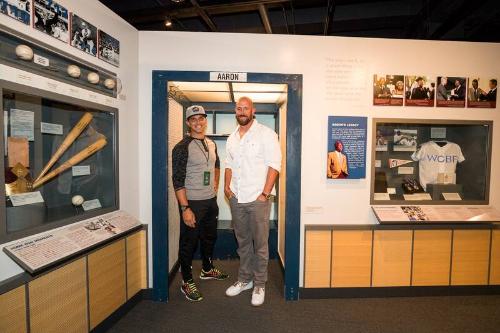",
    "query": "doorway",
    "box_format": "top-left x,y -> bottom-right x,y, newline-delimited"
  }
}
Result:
151,71 -> 302,301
